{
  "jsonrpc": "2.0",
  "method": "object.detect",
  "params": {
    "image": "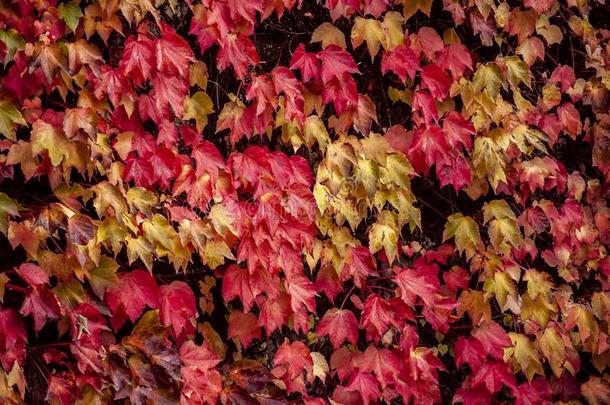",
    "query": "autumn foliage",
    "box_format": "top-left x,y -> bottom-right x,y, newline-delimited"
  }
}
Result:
1,0 -> 610,403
